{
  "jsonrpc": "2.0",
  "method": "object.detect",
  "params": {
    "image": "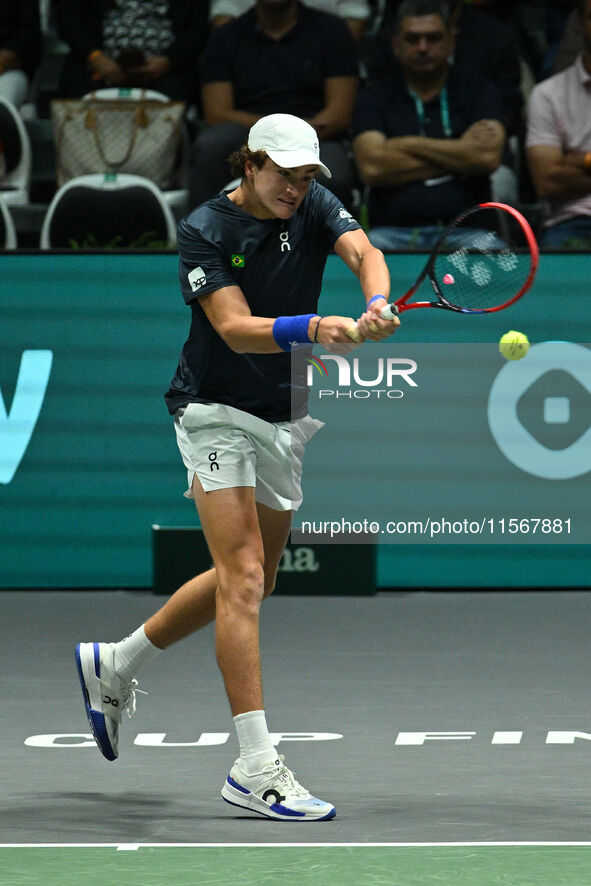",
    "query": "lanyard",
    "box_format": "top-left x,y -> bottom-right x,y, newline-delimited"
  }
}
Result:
409,85 -> 452,137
